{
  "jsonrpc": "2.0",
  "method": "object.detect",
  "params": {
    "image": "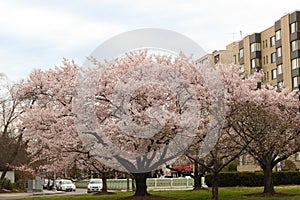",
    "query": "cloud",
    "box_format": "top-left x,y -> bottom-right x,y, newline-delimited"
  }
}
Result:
0,0 -> 299,81
0,1 -> 126,51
